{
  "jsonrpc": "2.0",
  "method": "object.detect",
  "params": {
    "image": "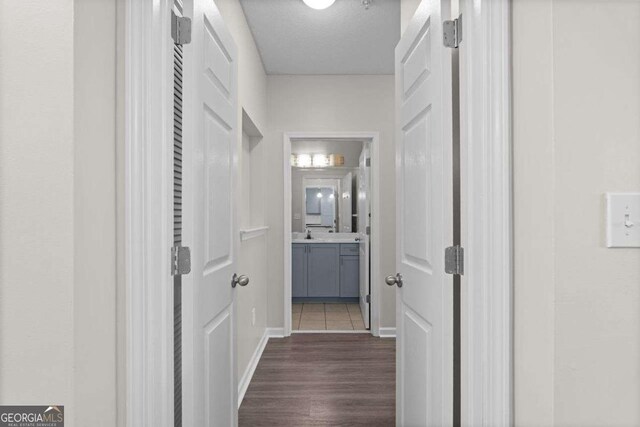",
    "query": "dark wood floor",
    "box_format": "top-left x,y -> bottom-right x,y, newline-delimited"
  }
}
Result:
239,333 -> 396,426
